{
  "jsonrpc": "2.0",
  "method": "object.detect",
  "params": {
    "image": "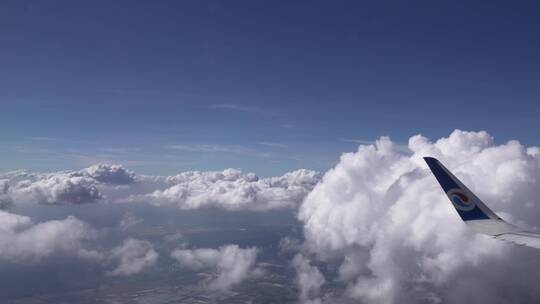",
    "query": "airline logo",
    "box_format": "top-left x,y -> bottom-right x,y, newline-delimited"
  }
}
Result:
447,189 -> 475,211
